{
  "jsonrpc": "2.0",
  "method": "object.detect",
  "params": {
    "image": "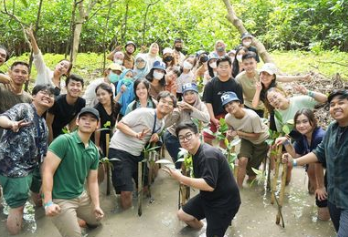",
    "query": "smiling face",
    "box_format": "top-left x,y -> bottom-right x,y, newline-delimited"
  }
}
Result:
267,90 -> 288,110
33,90 -> 55,110
0,48 -> 7,66
295,114 -> 314,135
9,64 -> 29,85
150,43 -> 159,55
183,91 -> 197,105
76,113 -> 99,134
96,87 -> 112,105
260,71 -> 275,88
329,96 -> 348,125
157,96 -> 174,116
55,60 -> 71,76
66,79 -> 83,98
178,128 -> 200,153
224,100 -> 241,115
216,61 -> 232,79
136,82 -> 149,100
243,57 -> 257,74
